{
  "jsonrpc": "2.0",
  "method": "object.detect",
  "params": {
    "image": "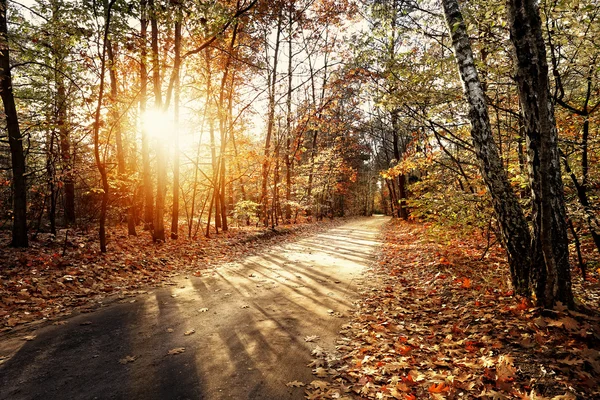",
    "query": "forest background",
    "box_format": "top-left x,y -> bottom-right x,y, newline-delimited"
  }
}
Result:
0,0 -> 599,308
